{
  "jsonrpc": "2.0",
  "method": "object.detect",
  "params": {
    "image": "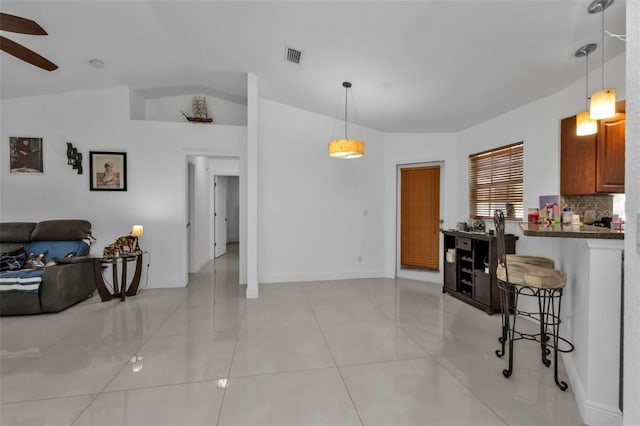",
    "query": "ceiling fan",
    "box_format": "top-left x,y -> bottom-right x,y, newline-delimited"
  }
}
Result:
0,12 -> 58,71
